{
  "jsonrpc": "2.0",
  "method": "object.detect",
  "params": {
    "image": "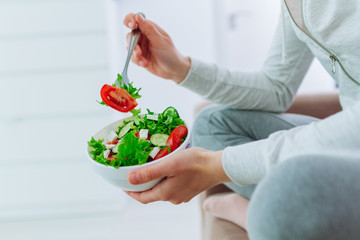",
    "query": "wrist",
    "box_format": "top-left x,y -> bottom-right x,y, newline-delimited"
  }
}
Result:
171,55 -> 191,84
203,150 -> 232,184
